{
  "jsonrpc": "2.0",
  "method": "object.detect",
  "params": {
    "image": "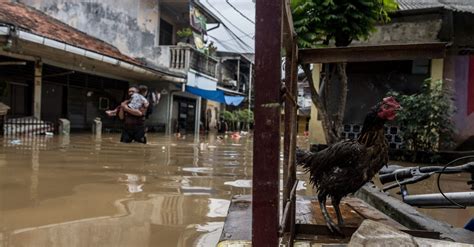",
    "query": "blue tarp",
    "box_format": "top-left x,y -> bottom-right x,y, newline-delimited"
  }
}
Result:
224,95 -> 245,106
185,86 -> 245,106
